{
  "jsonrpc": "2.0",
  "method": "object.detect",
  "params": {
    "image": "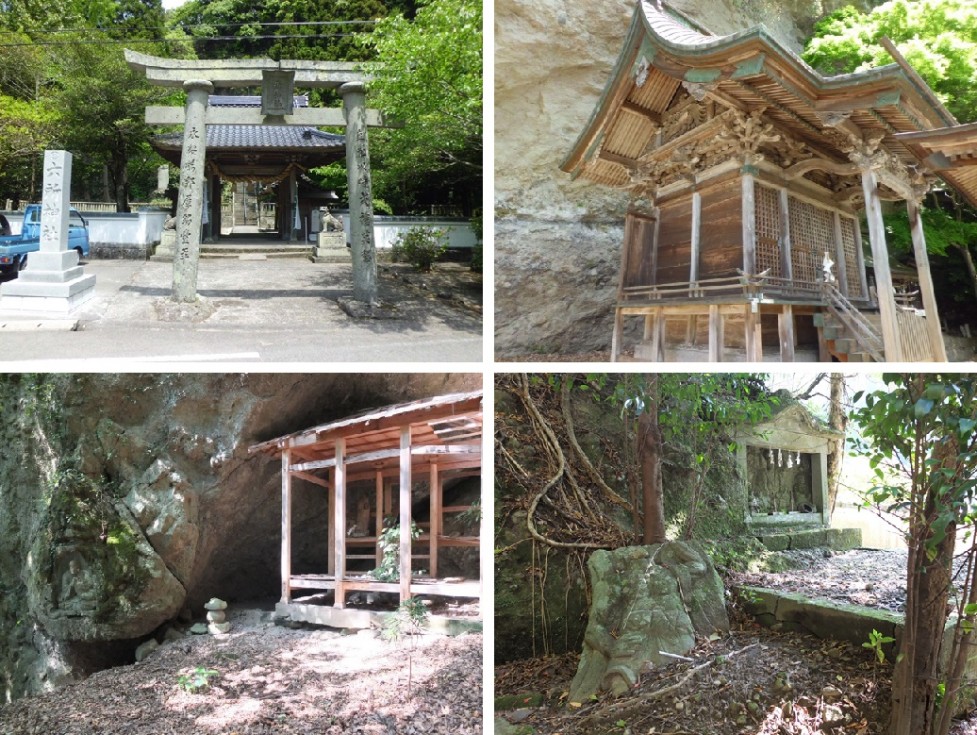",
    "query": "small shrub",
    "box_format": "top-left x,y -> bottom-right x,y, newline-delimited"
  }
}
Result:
177,666 -> 218,693
370,519 -> 421,582
391,226 -> 448,271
